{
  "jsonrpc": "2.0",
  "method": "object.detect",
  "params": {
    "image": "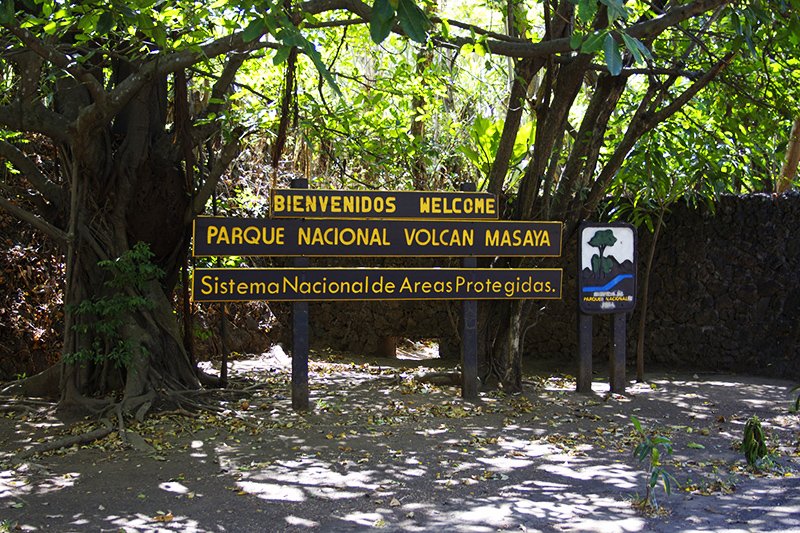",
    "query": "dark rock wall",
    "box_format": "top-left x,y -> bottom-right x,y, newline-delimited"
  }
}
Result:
633,193 -> 799,377
305,193 -> 800,380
